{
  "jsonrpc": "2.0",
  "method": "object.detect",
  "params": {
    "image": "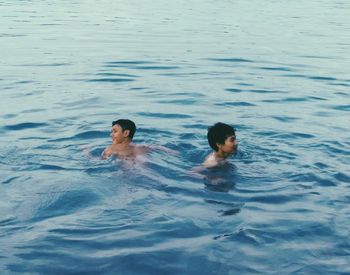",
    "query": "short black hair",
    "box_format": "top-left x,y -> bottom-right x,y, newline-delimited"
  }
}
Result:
112,119 -> 136,140
207,122 -> 235,151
